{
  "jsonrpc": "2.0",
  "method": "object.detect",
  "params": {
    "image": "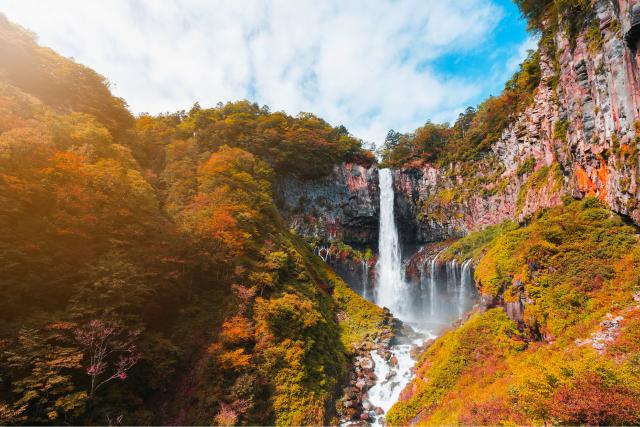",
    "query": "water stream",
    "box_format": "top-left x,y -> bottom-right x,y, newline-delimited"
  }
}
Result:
366,169 -> 476,425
